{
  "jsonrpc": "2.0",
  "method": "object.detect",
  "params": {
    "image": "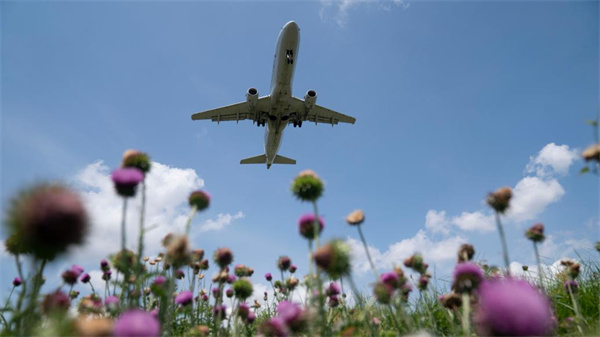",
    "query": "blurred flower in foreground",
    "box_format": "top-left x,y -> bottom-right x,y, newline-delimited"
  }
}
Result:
259,316 -> 290,337
291,170 -> 323,202
475,279 -> 554,336
5,184 -> 88,260
452,262 -> 484,294
175,291 -> 194,306
313,239 -> 351,279
214,247 -> 234,269
113,309 -> 161,337
111,168 -> 144,198
581,143 -> 600,162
